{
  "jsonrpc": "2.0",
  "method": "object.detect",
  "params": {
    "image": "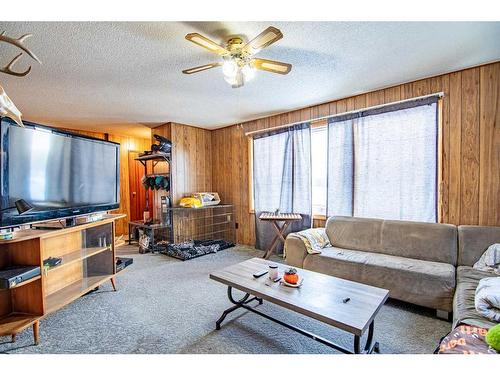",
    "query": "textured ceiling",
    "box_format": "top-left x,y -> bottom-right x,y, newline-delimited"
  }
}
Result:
0,21 -> 499,138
